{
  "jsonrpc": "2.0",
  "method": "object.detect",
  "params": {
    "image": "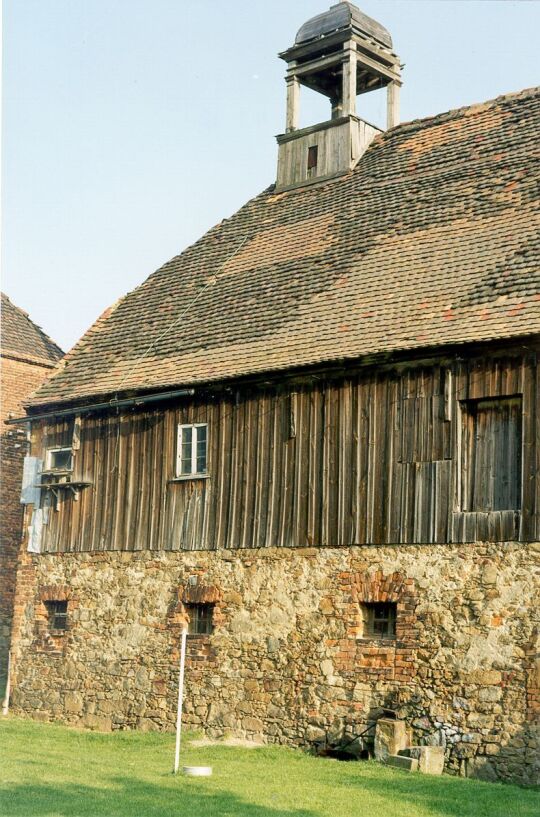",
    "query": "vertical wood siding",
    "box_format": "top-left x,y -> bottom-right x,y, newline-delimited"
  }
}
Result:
34,349 -> 539,553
